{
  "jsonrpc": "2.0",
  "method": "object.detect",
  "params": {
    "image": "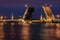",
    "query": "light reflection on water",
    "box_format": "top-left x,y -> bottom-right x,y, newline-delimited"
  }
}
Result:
0,22 -> 60,40
0,23 -> 5,40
